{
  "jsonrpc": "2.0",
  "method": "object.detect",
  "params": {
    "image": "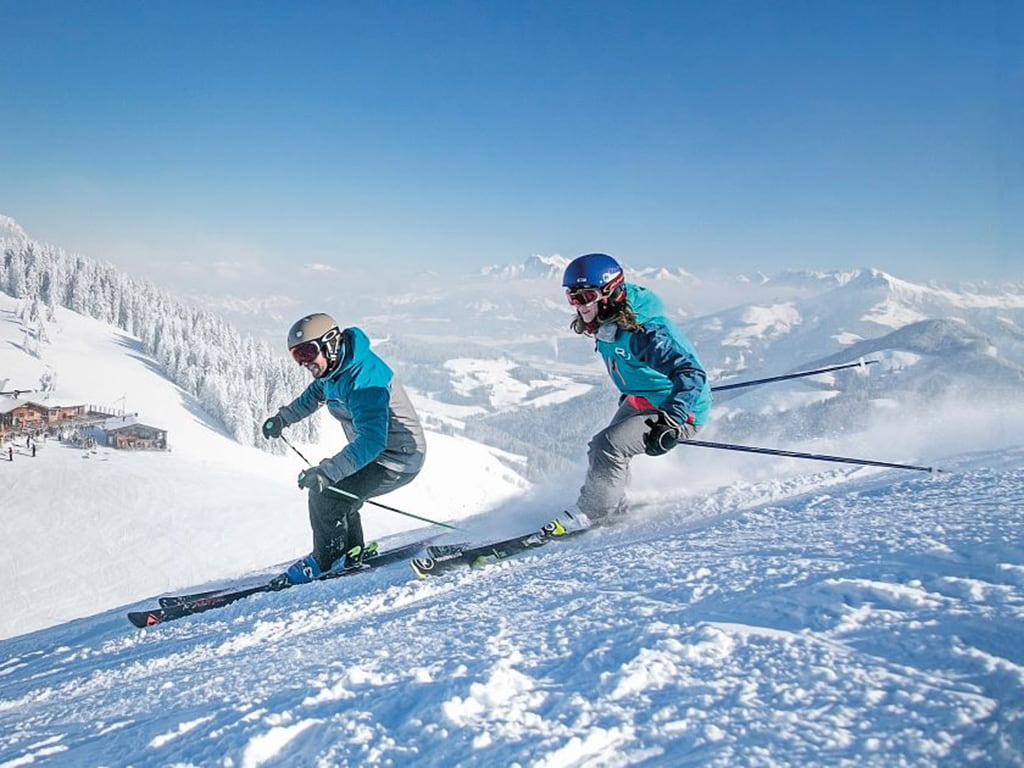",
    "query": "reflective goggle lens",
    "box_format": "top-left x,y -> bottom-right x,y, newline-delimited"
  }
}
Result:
566,287 -> 601,306
290,340 -> 321,364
